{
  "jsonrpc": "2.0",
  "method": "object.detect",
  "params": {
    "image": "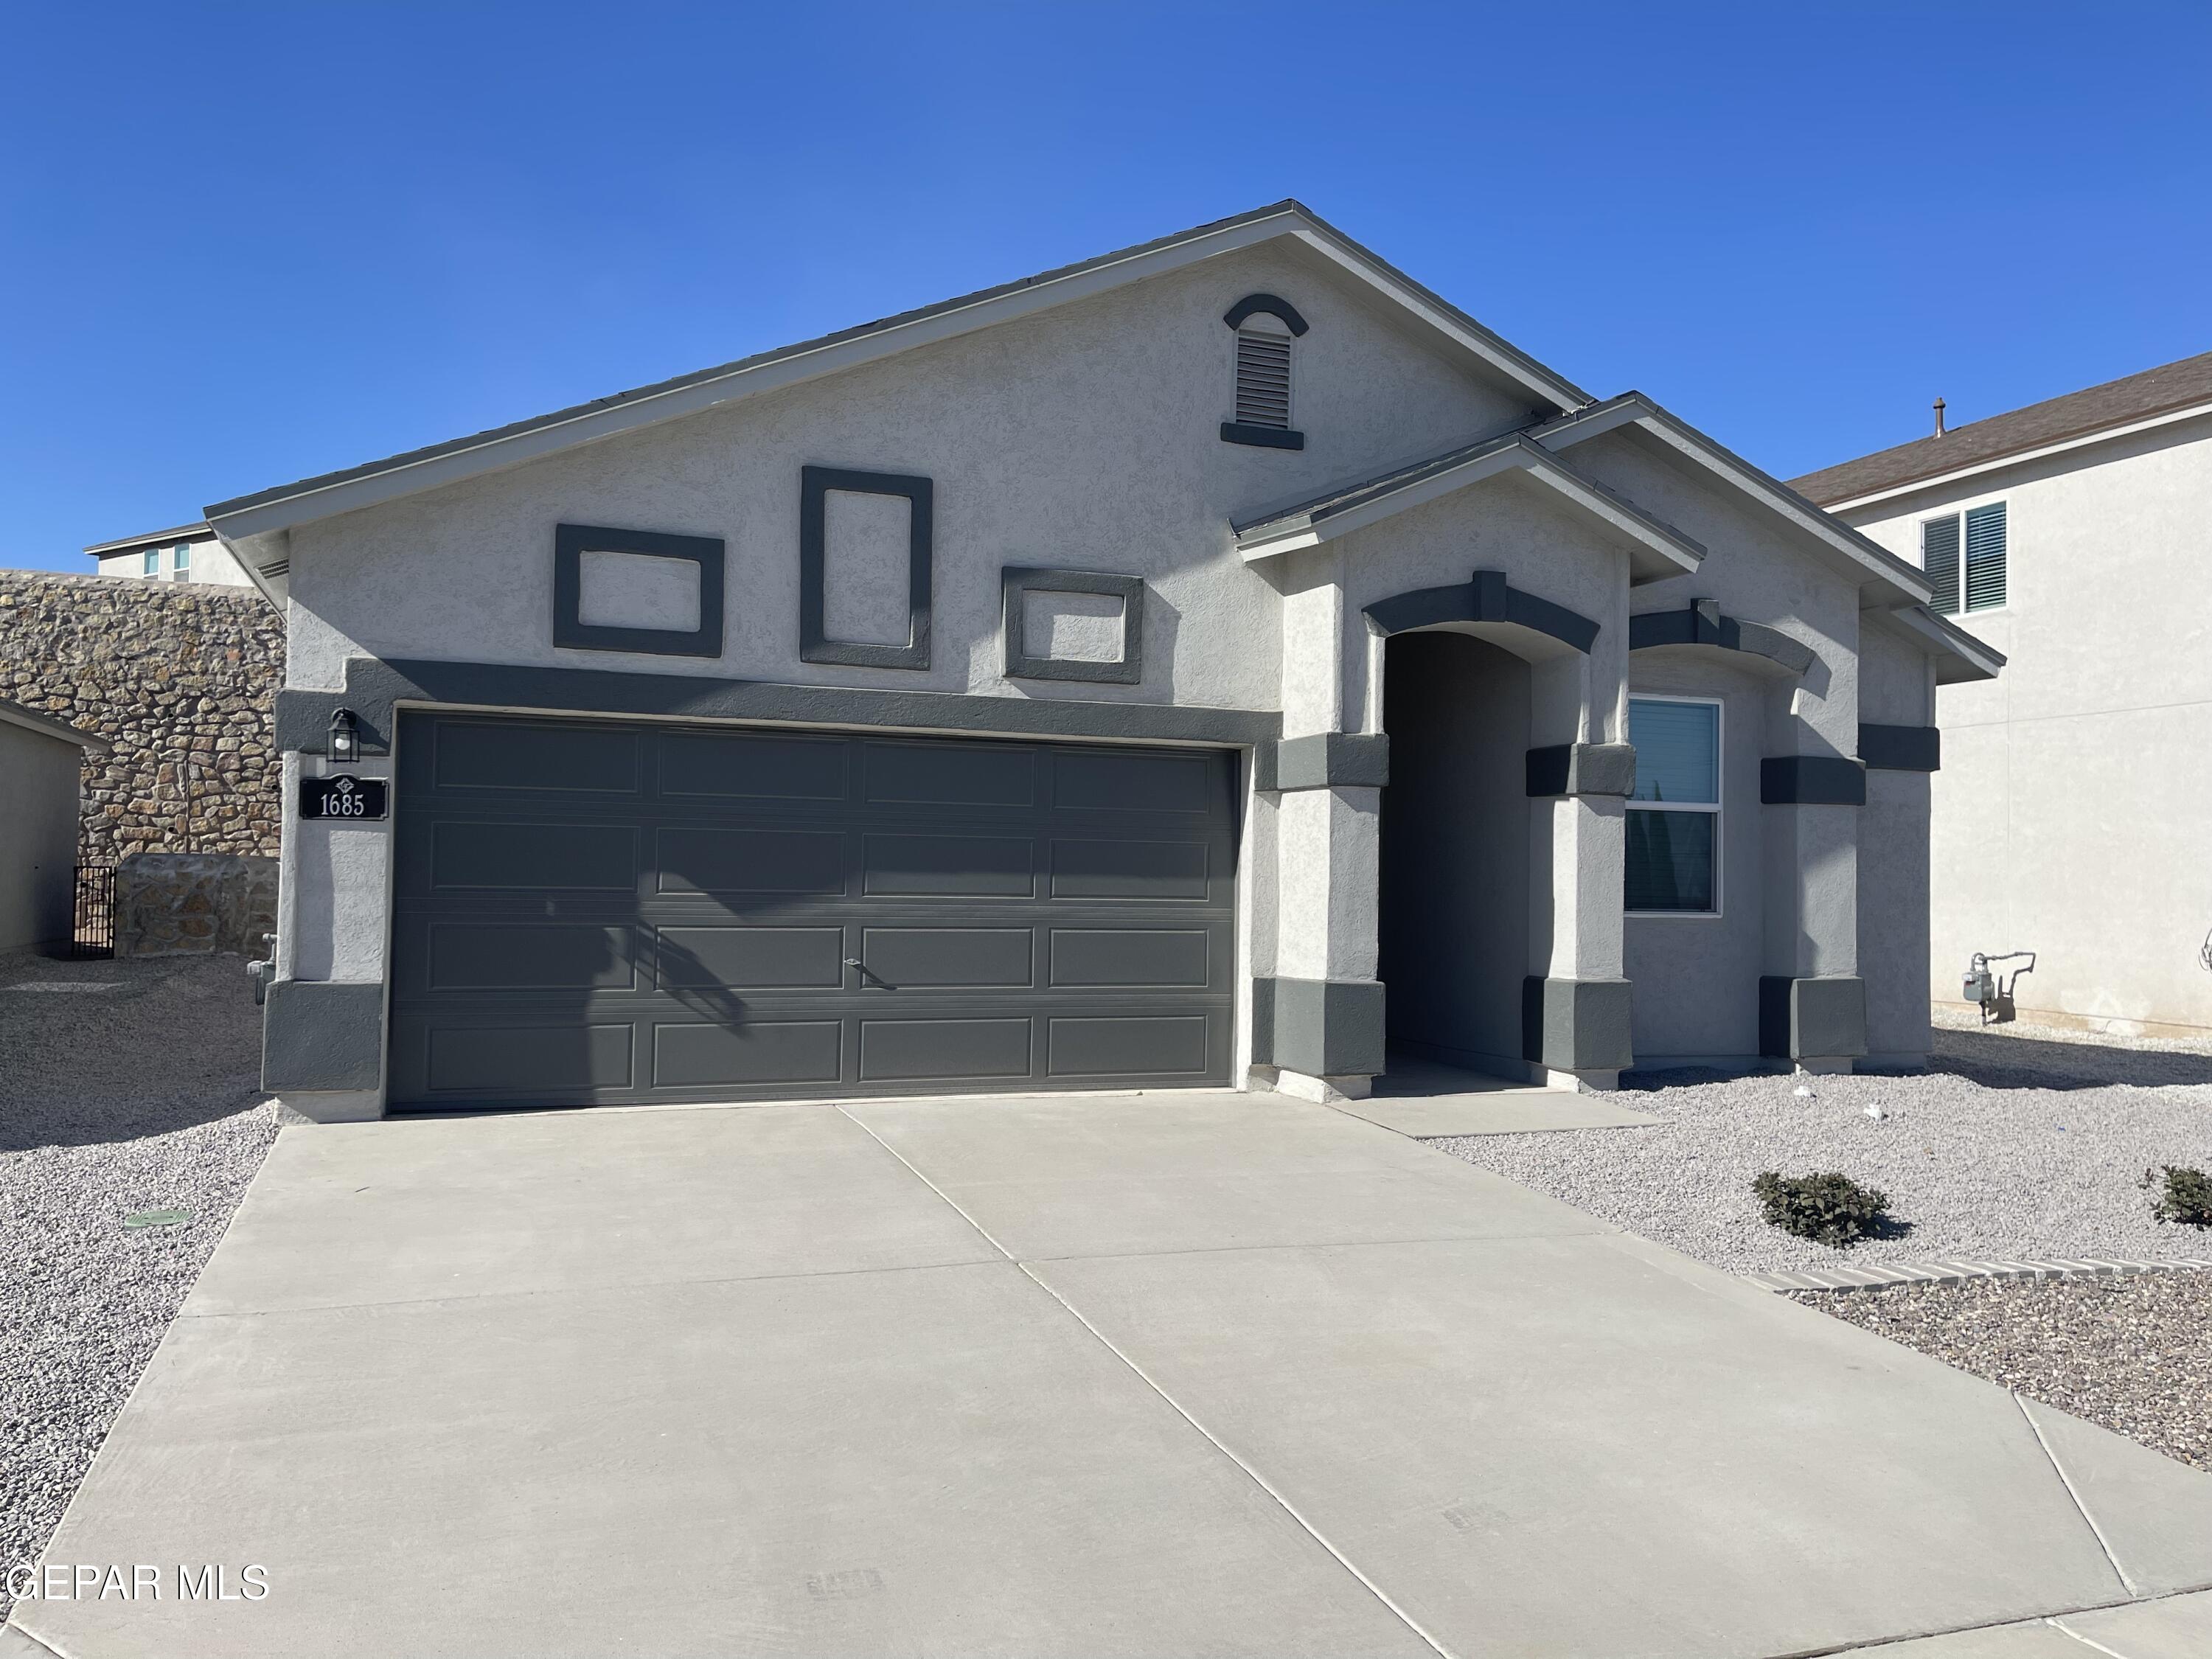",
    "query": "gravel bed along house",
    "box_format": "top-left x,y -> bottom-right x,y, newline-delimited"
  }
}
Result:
1793,1273 -> 2212,1474
1430,1023 -> 2212,1278
0,951 -> 278,1622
